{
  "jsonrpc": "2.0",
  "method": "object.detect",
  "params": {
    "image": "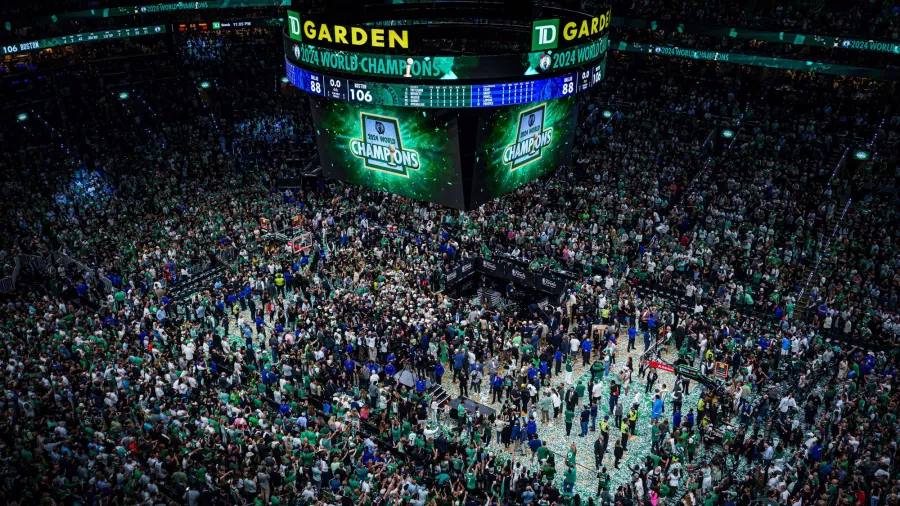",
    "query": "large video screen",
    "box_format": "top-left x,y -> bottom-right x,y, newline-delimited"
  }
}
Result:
471,95 -> 578,206
309,96 -> 465,209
